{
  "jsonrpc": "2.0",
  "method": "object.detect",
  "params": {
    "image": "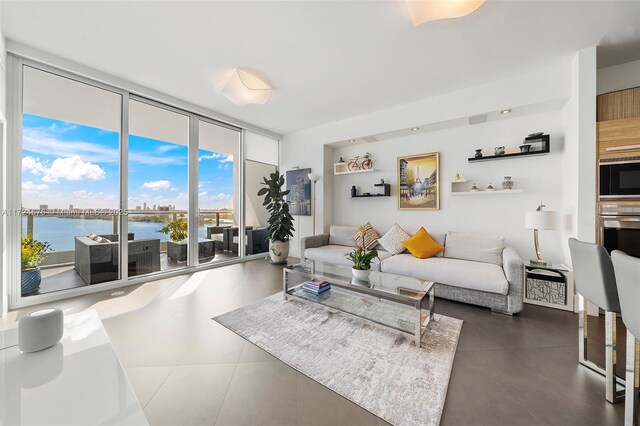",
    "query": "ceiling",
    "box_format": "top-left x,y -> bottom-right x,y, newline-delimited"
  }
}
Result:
3,1 -> 640,135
